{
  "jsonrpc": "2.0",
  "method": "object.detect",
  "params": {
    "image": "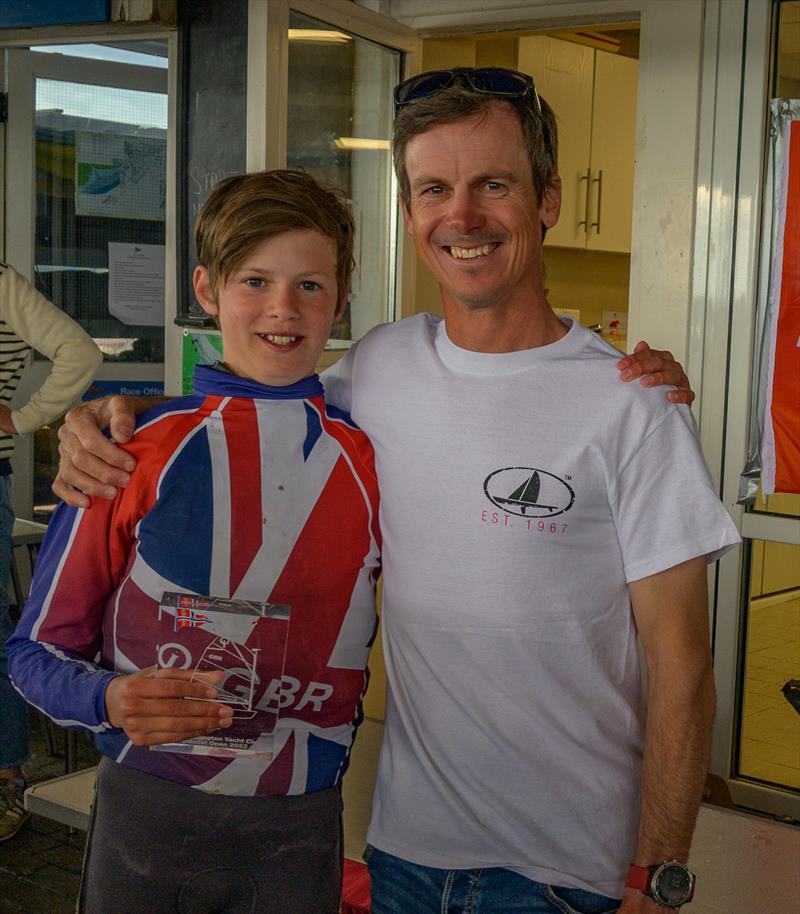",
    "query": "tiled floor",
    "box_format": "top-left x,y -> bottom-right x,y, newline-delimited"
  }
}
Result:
740,594 -> 800,789
0,717 -> 99,914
